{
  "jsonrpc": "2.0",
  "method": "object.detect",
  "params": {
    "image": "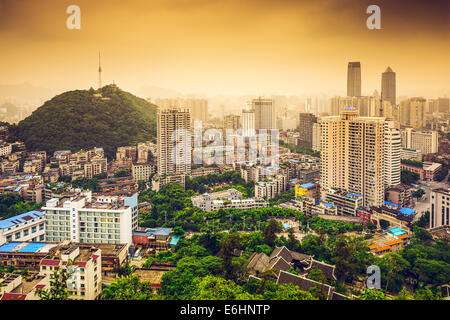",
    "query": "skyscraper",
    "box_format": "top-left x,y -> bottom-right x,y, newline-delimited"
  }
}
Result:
320,107 -> 385,207
253,97 -> 276,130
298,113 -> 317,148
347,62 -> 361,97
384,120 -> 401,187
157,107 -> 191,176
241,108 -> 255,137
381,66 -> 396,107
